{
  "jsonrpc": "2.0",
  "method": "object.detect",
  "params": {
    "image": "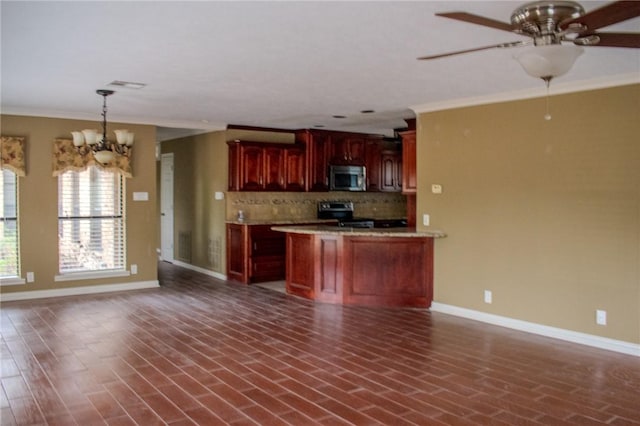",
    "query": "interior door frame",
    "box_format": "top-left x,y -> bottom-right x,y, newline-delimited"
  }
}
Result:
160,152 -> 174,263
